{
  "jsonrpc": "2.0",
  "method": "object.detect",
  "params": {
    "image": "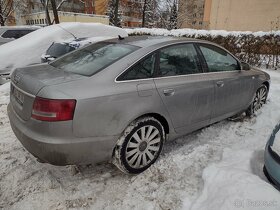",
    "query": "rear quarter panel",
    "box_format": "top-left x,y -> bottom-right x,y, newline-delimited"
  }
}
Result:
72,80 -> 172,138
